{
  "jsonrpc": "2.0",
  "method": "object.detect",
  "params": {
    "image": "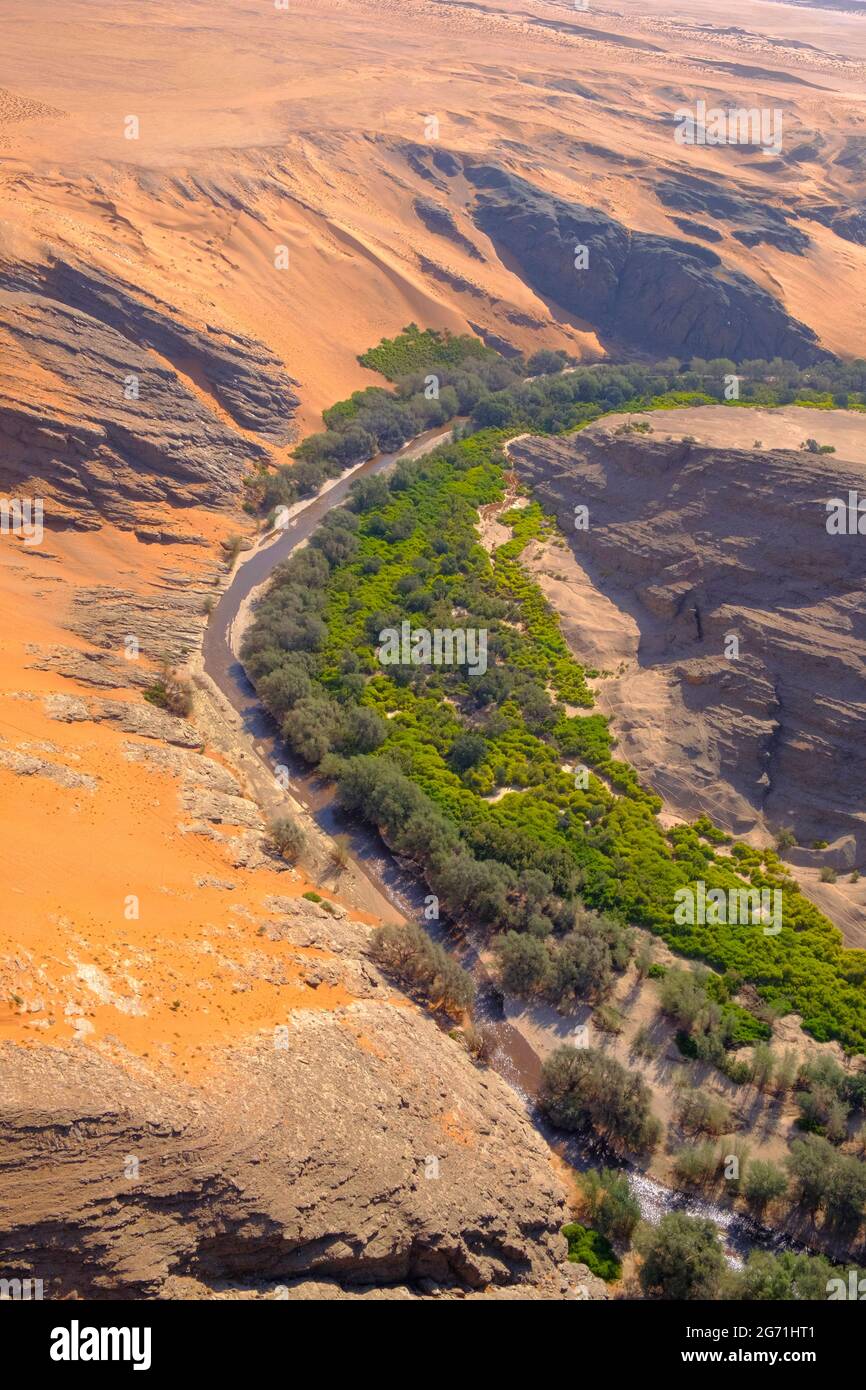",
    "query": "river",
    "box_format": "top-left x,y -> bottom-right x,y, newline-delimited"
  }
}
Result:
201,424 -> 813,1268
